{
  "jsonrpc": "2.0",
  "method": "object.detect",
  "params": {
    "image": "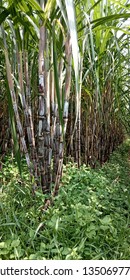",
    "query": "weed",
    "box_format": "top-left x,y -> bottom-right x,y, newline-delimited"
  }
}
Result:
0,141 -> 130,259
